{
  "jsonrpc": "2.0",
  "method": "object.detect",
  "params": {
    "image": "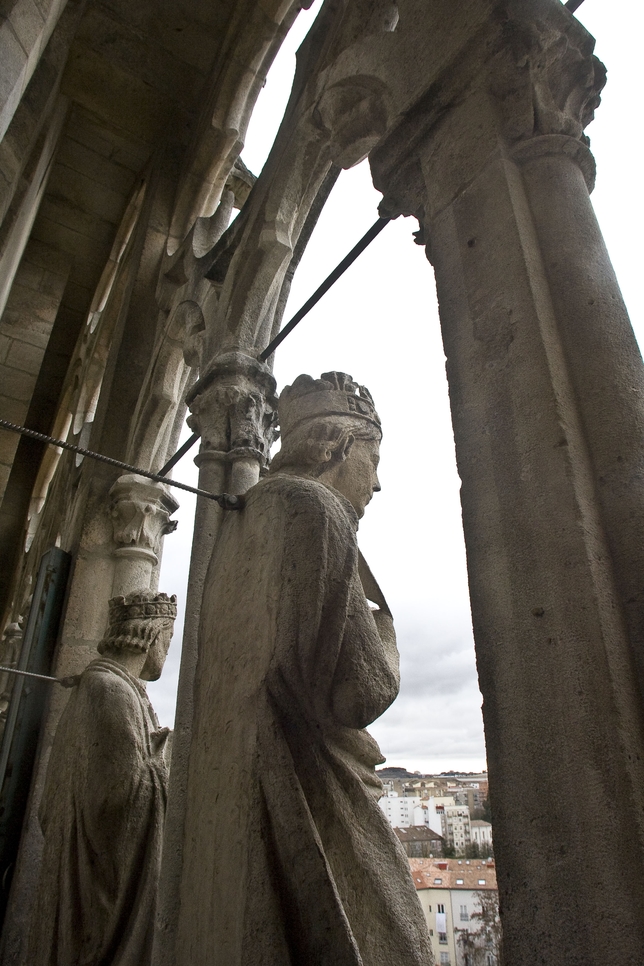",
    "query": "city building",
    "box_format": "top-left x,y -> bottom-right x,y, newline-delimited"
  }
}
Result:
440,804 -> 472,854
376,770 -> 490,807
452,787 -> 483,813
379,792 -> 420,826
470,821 -> 493,850
380,790 -> 478,857
379,791 -> 450,838
394,826 -> 445,858
409,858 -> 499,966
